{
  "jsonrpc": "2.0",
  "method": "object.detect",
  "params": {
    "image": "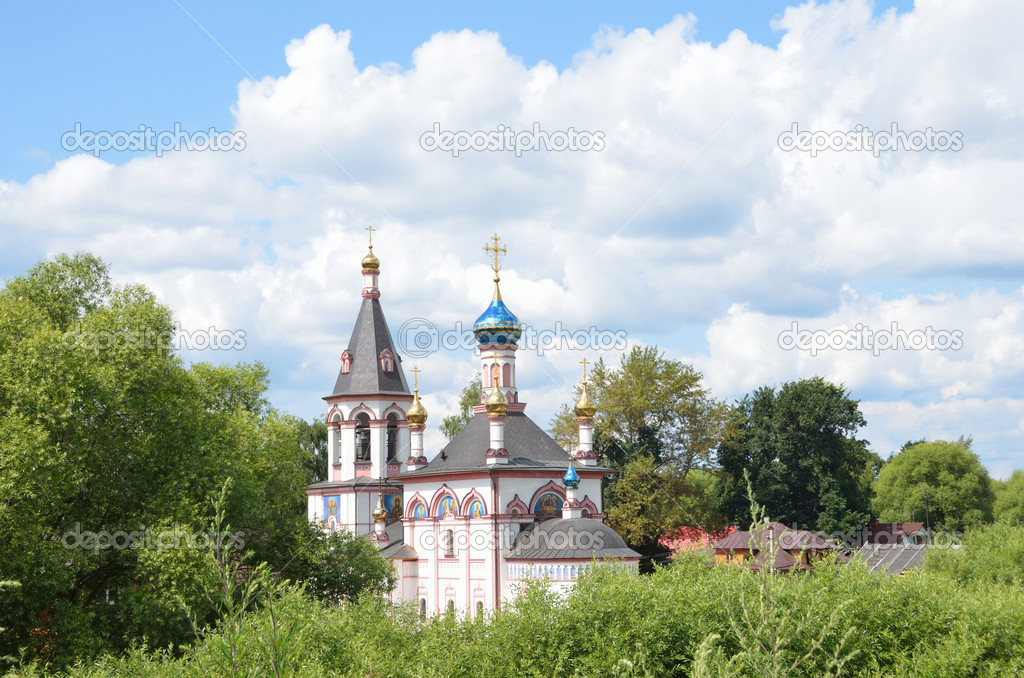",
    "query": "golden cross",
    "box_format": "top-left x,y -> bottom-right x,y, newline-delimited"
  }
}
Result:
483,233 -> 506,276
365,225 -> 375,248
410,366 -> 421,390
580,357 -> 590,383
